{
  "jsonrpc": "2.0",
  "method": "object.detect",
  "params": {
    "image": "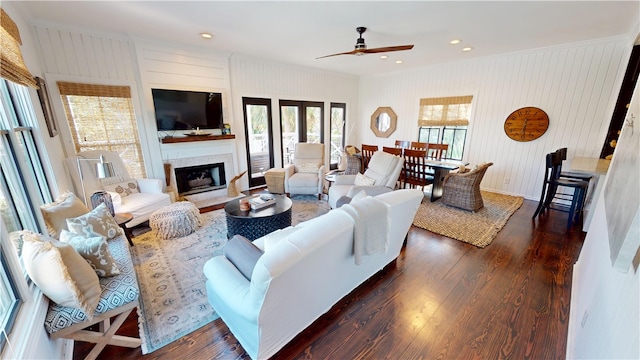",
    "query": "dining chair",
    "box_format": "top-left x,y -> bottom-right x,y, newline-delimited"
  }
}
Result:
361,144 -> 378,172
427,143 -> 449,160
402,149 -> 433,191
532,150 -> 589,229
382,146 -> 403,156
410,141 -> 428,150
395,140 -> 410,149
